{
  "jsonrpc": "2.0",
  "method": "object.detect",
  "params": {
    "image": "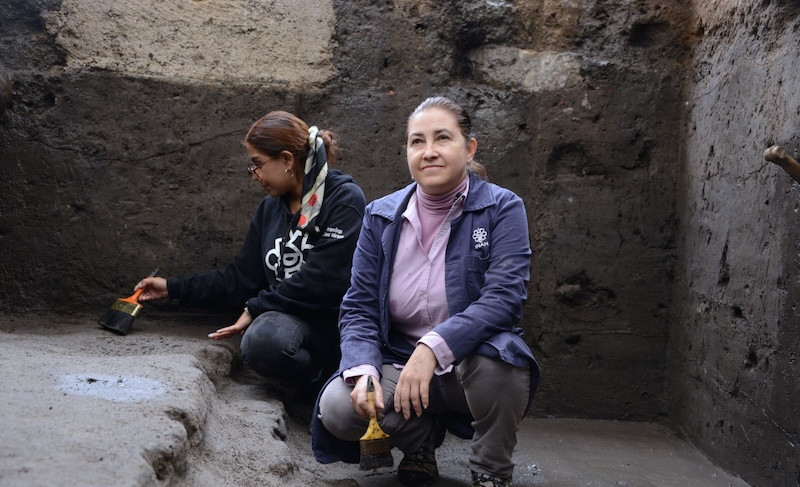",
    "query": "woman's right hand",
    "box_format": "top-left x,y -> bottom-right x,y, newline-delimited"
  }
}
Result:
350,374 -> 384,420
134,277 -> 168,301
